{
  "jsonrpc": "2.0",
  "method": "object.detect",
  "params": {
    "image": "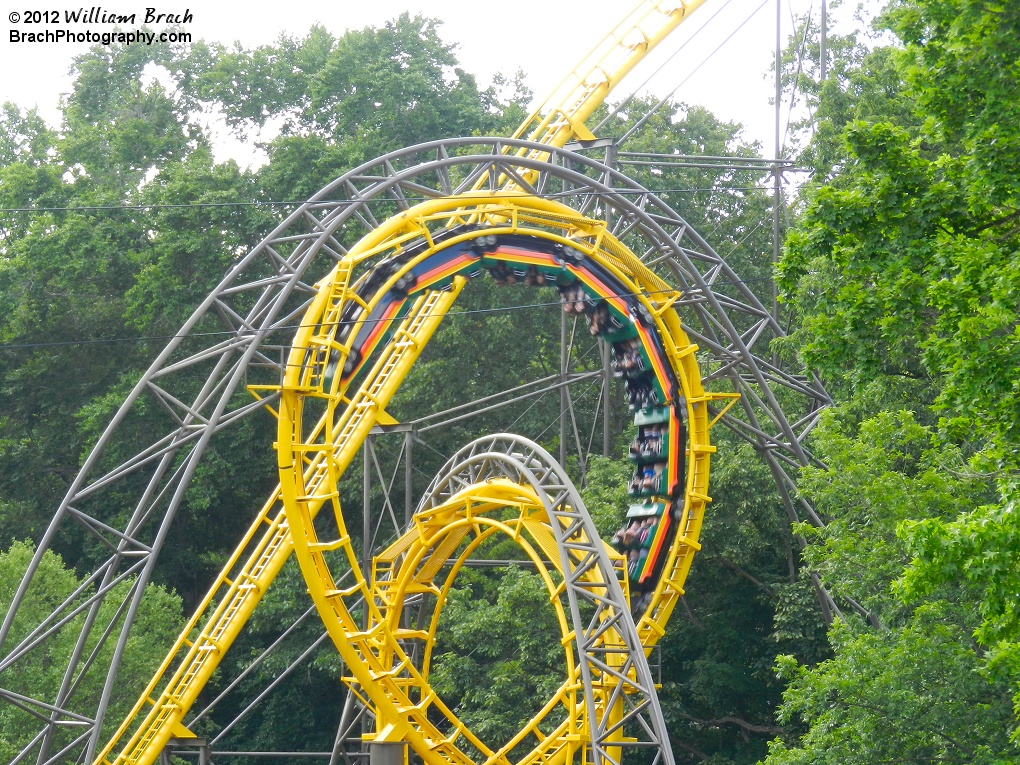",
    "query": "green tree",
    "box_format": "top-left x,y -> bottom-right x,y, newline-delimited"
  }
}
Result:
429,565 -> 566,756
779,0 -> 1020,461
761,410 -> 1014,764
186,15 -> 514,200
0,540 -> 184,761
899,491 -> 1020,739
772,0 -> 1020,757
769,606 -> 1014,765
0,34 -> 281,596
